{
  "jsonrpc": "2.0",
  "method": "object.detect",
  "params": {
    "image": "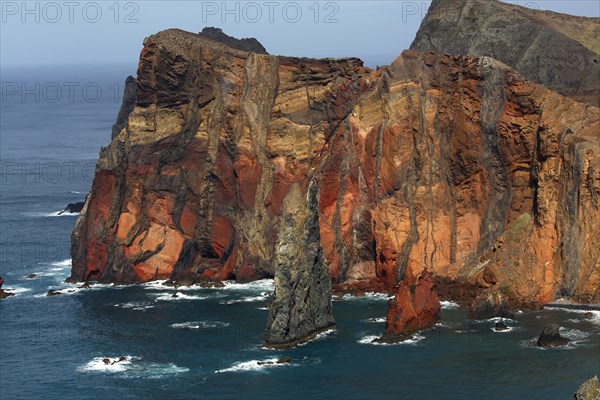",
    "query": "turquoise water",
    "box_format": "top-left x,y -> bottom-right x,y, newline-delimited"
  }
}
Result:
1,66 -> 598,400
